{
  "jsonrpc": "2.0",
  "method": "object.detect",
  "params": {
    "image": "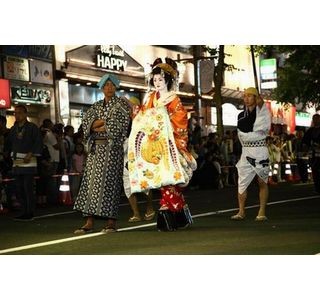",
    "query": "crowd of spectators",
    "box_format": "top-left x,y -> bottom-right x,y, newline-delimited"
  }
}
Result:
0,113 -> 314,214
0,116 -> 86,212
187,121 -> 312,191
